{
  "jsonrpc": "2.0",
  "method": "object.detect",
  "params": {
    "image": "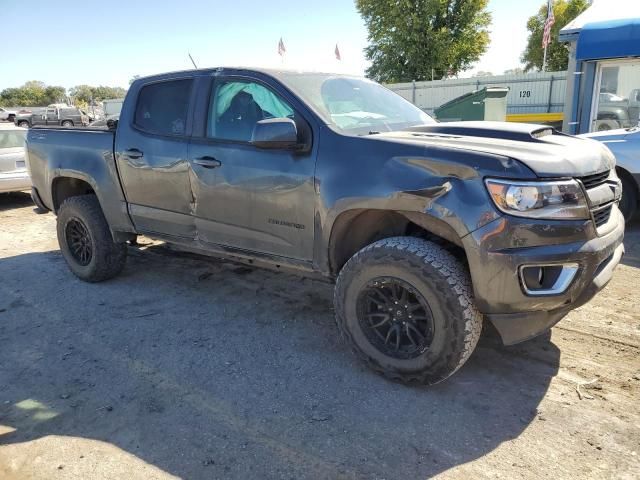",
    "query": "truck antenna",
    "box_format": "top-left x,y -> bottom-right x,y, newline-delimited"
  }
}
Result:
188,53 -> 198,69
